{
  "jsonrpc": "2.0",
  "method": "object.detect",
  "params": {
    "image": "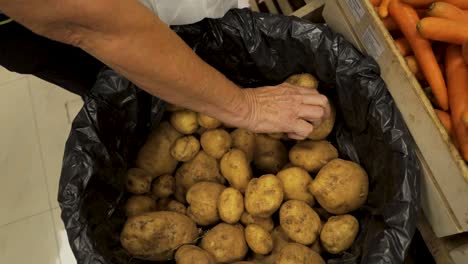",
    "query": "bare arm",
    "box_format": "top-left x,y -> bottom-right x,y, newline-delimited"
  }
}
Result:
0,0 -> 329,139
